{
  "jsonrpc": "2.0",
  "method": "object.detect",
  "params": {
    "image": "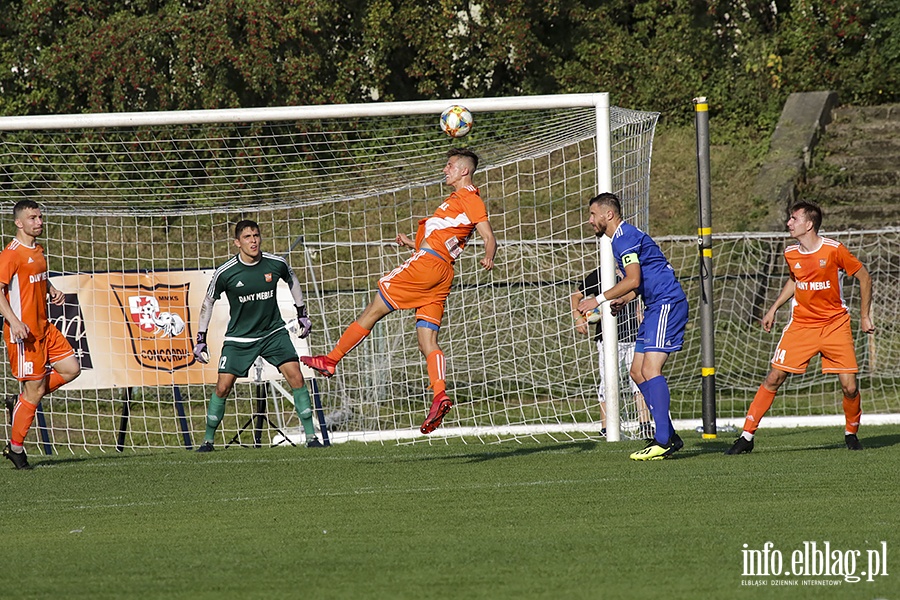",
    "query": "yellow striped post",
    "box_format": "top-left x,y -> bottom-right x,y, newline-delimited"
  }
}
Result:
694,97 -> 718,439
